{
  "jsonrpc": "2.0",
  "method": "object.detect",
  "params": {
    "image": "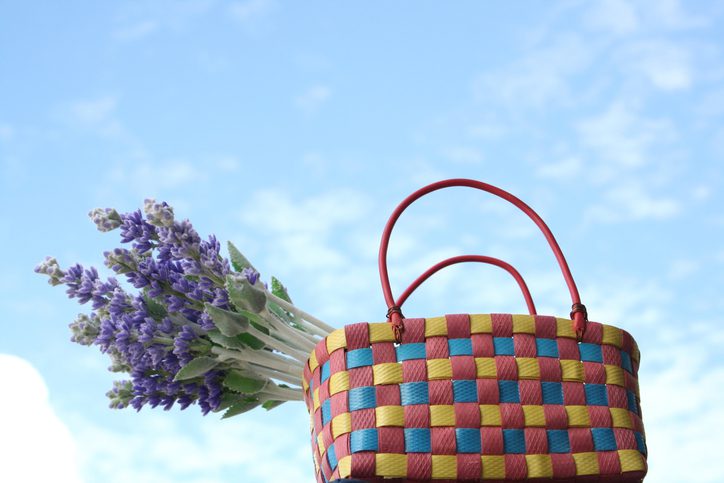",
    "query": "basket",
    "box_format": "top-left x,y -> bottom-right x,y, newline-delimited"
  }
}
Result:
302,179 -> 647,482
